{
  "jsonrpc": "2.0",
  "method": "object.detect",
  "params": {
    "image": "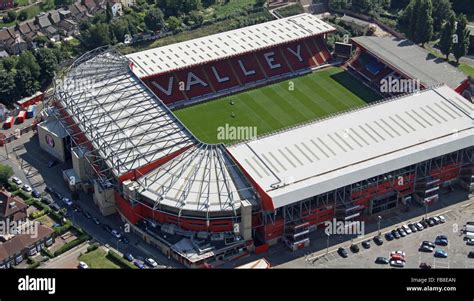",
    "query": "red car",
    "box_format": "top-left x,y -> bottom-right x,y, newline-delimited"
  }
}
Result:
390,254 -> 406,261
